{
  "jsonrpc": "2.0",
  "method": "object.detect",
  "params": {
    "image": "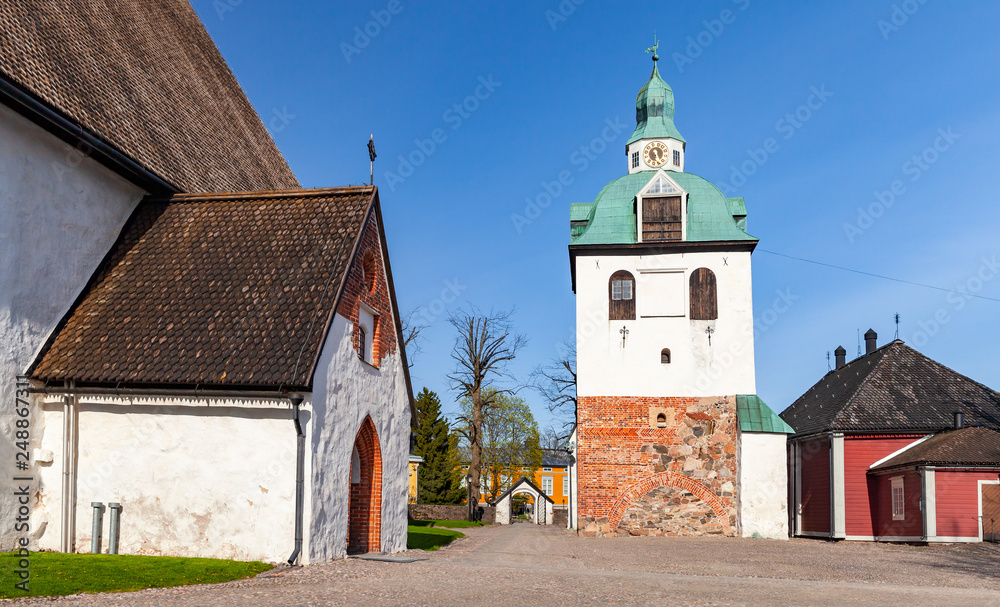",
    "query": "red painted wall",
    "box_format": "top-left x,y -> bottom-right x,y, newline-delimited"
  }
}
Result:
798,437 -> 830,534
935,470 -> 1000,539
872,470 -> 923,538
844,436 -> 923,537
